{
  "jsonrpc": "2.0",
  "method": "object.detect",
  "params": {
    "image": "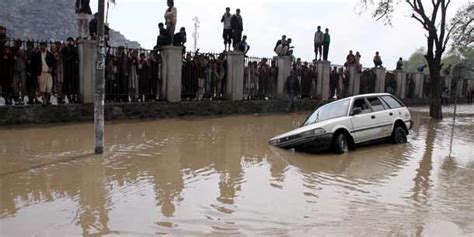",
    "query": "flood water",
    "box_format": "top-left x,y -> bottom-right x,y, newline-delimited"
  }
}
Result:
1,106 -> 473,236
